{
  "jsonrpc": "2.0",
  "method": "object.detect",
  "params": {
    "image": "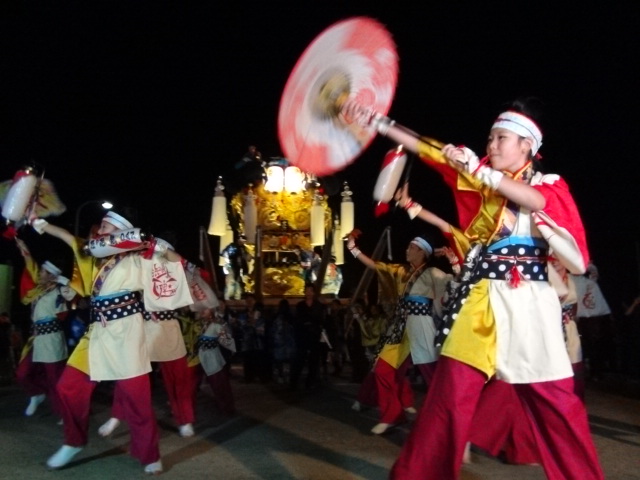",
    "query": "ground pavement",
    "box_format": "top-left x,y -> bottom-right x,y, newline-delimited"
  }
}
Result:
0,365 -> 639,480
